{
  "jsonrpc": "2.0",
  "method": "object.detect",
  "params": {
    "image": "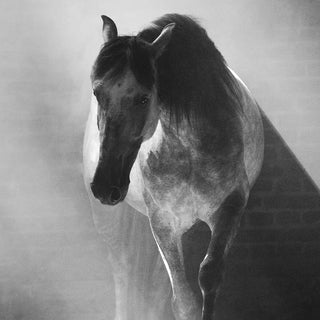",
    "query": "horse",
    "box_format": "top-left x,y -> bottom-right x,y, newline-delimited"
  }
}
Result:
83,14 -> 264,320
